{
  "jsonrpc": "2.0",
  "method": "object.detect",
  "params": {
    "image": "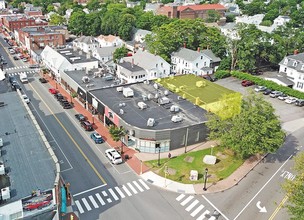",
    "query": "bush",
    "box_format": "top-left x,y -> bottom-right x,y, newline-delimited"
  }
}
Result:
215,70 -> 231,79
